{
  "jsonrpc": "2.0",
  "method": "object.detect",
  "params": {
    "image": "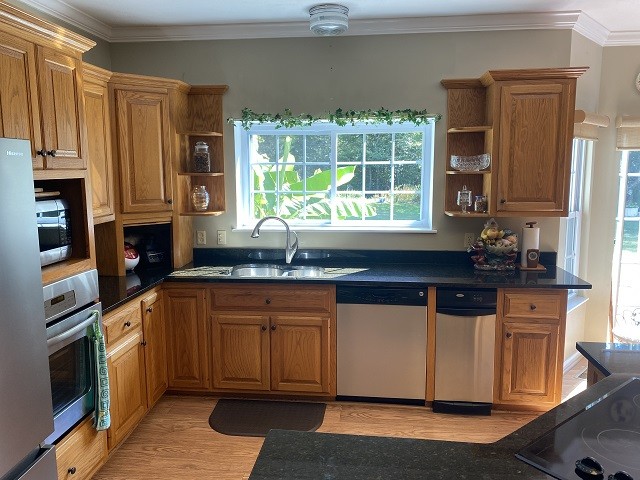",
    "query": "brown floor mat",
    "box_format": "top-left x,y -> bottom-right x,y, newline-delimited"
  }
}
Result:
208,399 -> 326,437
